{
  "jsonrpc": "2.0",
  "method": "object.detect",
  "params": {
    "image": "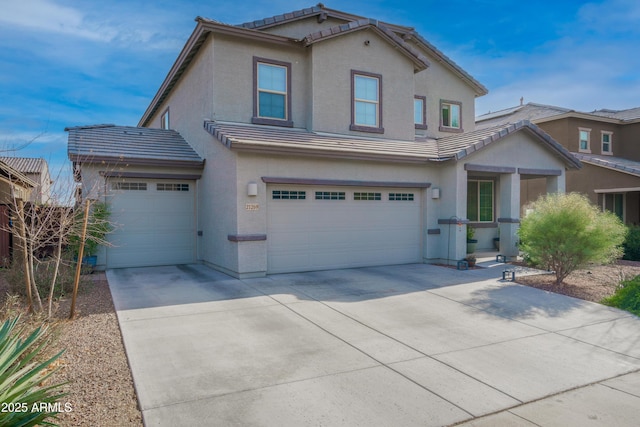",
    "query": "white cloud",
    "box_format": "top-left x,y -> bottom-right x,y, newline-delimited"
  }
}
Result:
0,0 -> 117,41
